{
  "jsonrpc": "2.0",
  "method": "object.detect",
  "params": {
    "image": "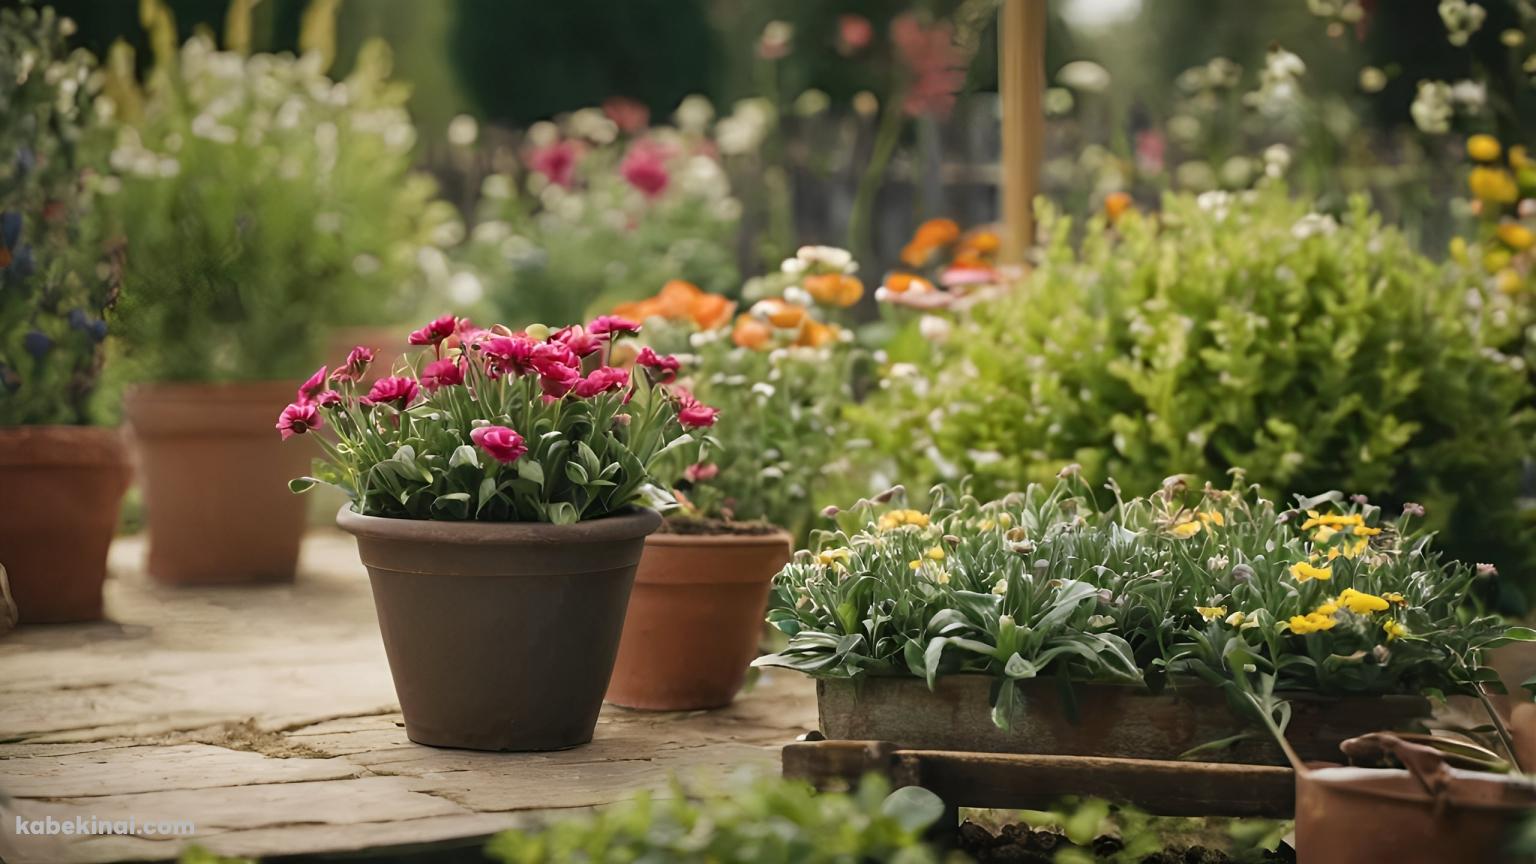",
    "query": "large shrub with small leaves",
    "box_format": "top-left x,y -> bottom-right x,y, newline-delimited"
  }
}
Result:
858,187 -> 1534,601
